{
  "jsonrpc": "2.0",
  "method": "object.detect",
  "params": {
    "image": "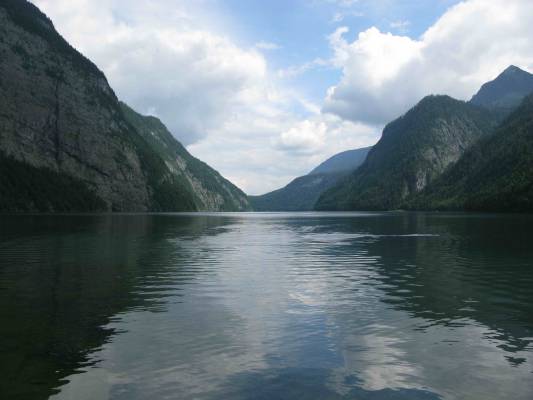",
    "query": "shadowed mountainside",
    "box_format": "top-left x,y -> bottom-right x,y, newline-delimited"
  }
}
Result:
0,0 -> 249,212
316,96 -> 498,211
406,94 -> 533,211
